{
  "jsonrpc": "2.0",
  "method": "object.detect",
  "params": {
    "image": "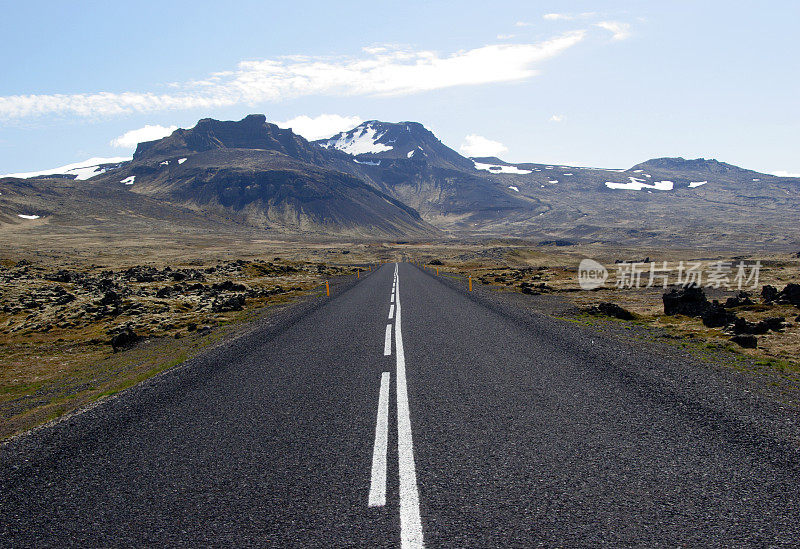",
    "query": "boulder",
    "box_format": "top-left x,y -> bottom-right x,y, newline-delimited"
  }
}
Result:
586,302 -> 636,320
701,303 -> 737,328
212,294 -> 245,312
779,283 -> 800,306
100,290 -> 119,306
212,280 -> 247,292
47,270 -> 73,283
111,326 -> 139,351
730,334 -> 757,348
731,317 -> 785,335
724,291 -> 754,308
732,317 -> 767,335
761,317 -> 787,332
156,287 -> 172,298
663,285 -> 709,317
761,285 -> 779,303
